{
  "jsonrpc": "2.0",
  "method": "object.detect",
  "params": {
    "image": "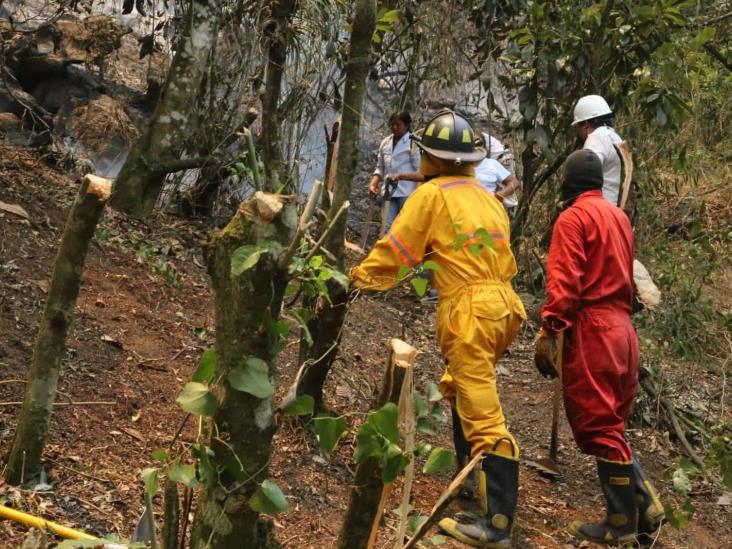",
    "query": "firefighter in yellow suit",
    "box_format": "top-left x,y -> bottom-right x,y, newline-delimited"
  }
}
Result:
351,110 -> 526,548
